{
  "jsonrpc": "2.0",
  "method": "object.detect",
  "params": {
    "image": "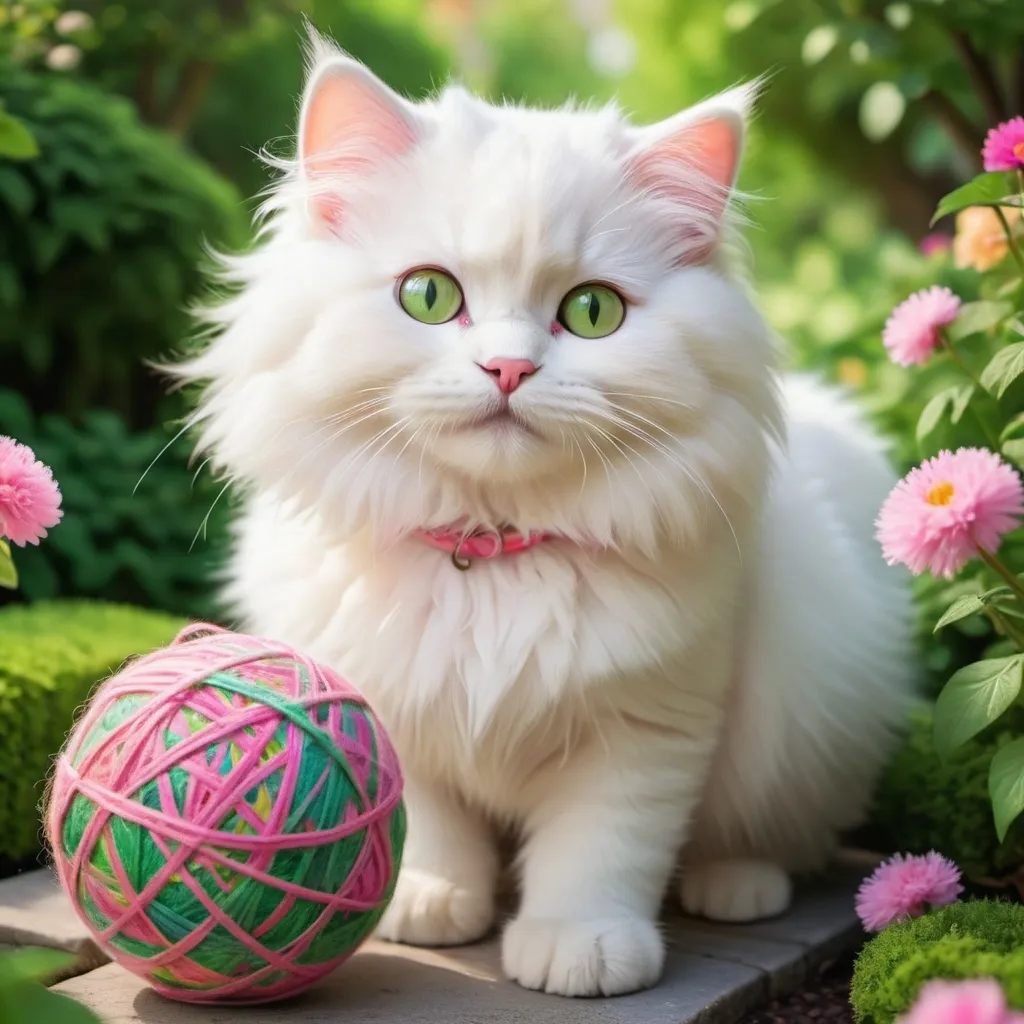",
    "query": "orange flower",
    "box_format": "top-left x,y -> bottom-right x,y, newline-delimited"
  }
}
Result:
837,357 -> 869,388
952,205 -> 1021,272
